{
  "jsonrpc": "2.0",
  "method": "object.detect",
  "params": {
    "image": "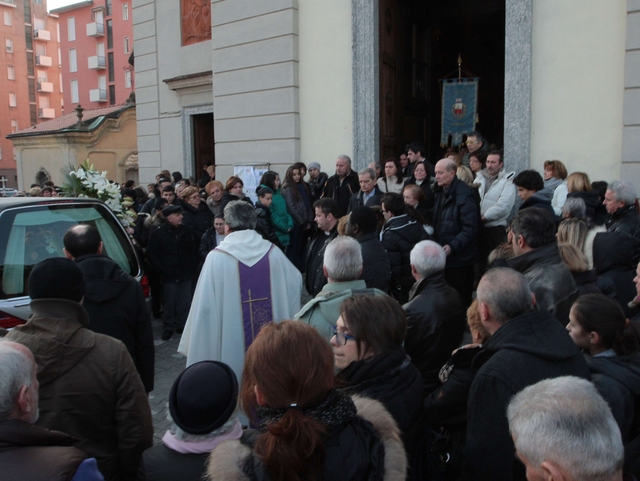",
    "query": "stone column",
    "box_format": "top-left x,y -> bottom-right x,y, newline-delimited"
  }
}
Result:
622,0 -> 640,187
503,0 -> 533,173
351,0 -> 380,171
